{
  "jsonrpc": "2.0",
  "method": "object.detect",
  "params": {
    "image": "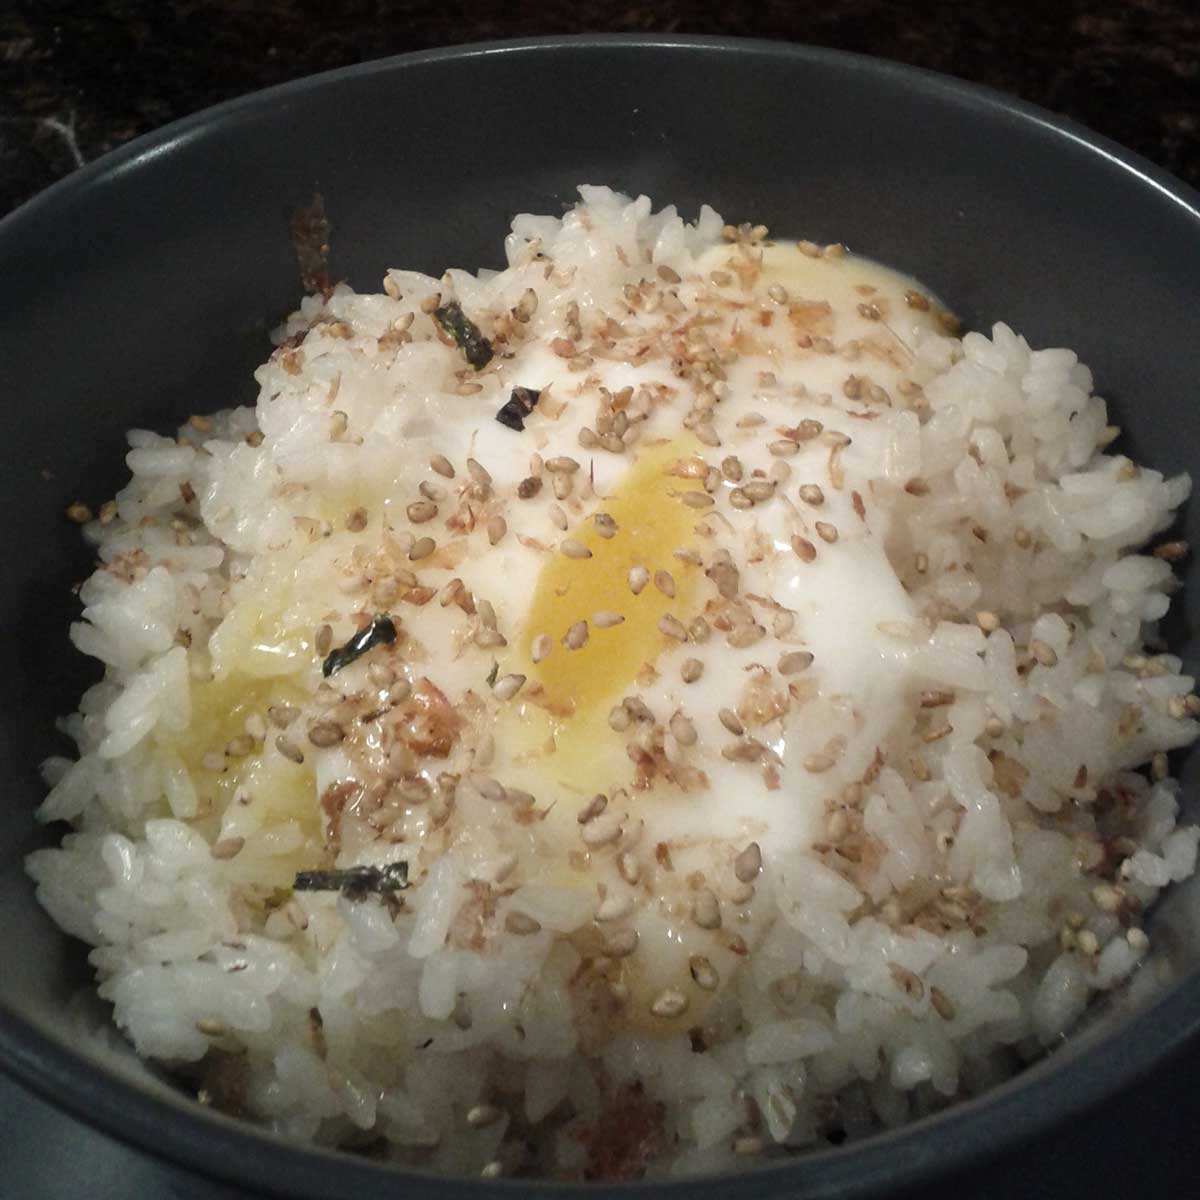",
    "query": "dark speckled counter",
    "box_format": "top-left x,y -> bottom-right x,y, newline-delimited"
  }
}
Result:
2,3 -> 1199,1198
1,1 -> 1198,217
